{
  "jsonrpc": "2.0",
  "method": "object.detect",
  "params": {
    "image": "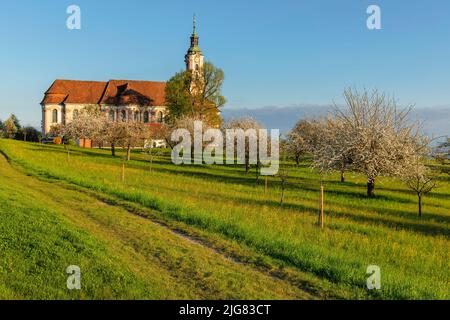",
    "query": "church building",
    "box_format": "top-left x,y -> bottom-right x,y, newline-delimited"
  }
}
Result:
40,17 -> 205,136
